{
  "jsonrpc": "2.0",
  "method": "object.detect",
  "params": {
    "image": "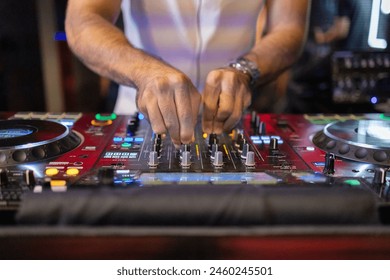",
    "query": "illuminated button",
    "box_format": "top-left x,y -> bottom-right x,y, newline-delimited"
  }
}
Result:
50,180 -> 67,187
380,114 -> 390,121
121,142 -> 132,148
344,179 -> 361,186
134,137 -> 144,142
45,168 -> 59,176
124,137 -> 133,142
113,137 -> 123,142
95,113 -> 117,121
66,168 -> 80,176
91,119 -> 113,127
